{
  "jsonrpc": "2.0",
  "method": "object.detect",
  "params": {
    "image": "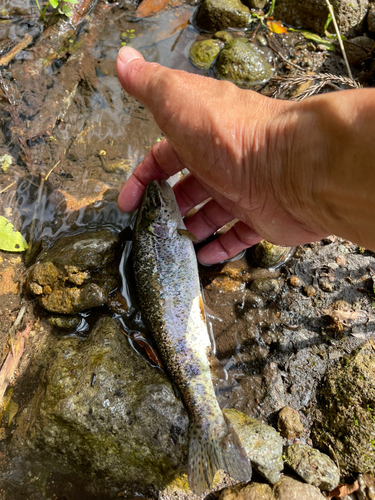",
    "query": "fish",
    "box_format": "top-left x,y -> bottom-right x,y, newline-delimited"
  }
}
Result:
132,179 -> 252,494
